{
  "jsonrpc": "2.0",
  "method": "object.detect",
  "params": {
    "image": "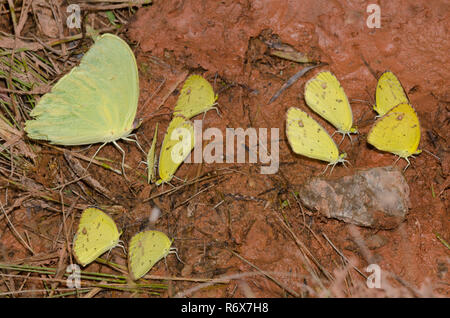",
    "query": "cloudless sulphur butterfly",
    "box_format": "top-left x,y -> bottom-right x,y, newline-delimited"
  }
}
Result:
173,75 -> 218,119
367,103 -> 421,170
286,107 -> 348,173
147,123 -> 158,183
128,230 -> 173,280
25,33 -> 139,146
73,208 -> 121,267
156,116 -> 195,185
304,71 -> 357,142
374,71 -> 409,117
